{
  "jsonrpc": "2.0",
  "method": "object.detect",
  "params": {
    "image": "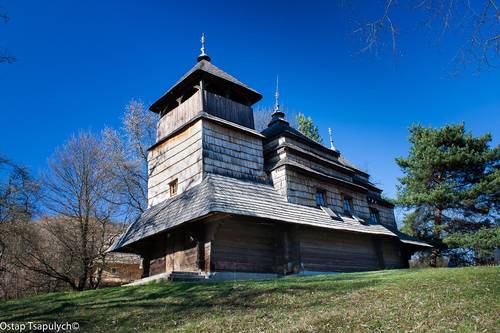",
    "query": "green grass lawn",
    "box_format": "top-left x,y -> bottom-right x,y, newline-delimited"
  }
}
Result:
1,267 -> 499,332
